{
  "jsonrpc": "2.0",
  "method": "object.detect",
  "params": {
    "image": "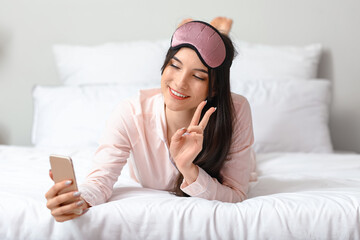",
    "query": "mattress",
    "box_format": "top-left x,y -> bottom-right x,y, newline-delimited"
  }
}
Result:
0,145 -> 359,239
